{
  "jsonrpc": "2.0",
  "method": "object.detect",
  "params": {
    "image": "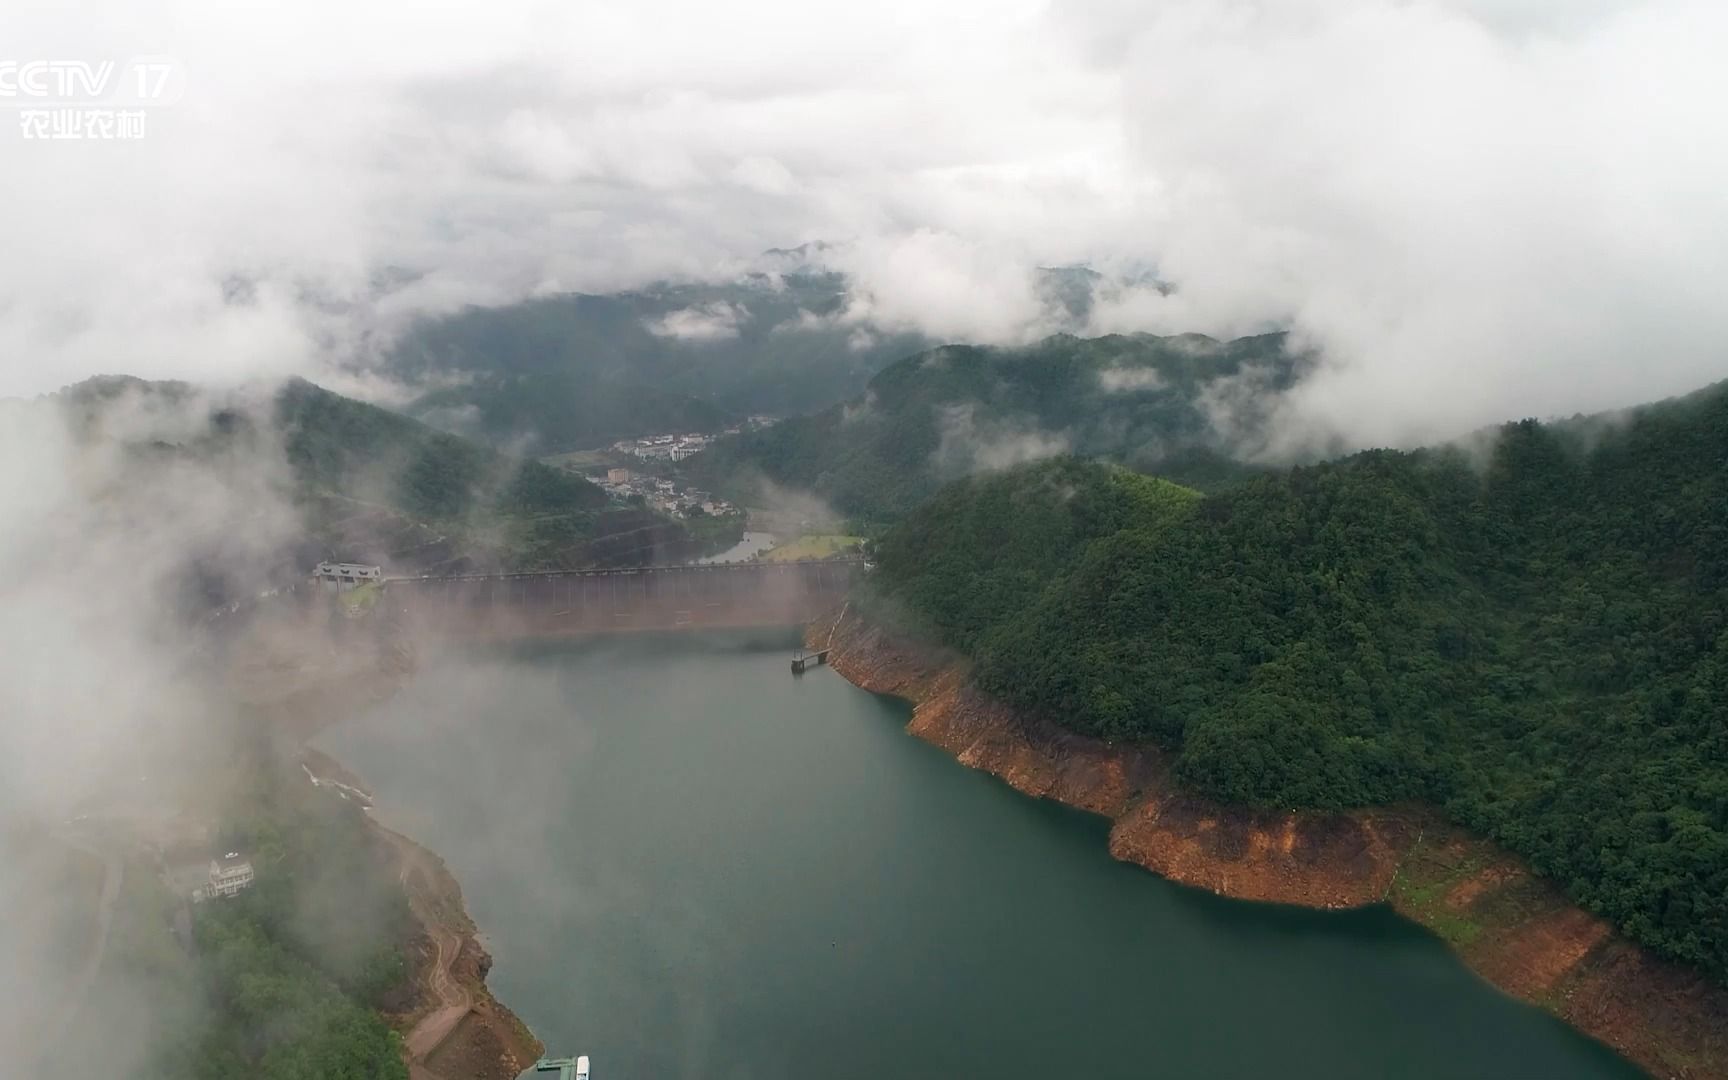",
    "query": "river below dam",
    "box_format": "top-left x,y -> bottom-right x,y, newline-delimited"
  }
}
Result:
318,632 -> 1644,1080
